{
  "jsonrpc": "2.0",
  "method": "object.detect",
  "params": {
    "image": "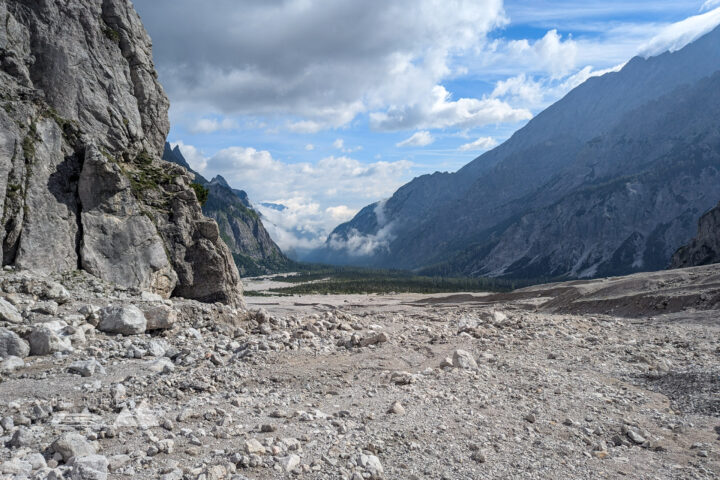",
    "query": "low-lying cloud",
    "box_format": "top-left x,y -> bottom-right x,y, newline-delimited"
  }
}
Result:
174,143 -> 413,255
639,6 -> 720,57
327,201 -> 396,257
